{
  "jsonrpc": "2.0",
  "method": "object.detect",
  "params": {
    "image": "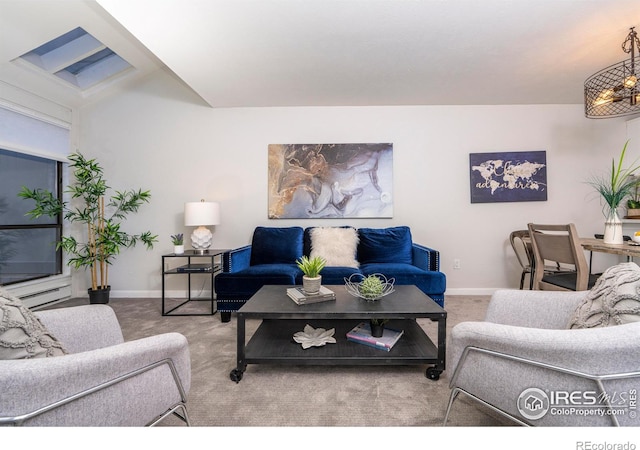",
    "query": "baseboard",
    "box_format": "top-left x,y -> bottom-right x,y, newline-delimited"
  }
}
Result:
107,289 -> 213,299
445,288 -> 499,296
101,288 -> 502,299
